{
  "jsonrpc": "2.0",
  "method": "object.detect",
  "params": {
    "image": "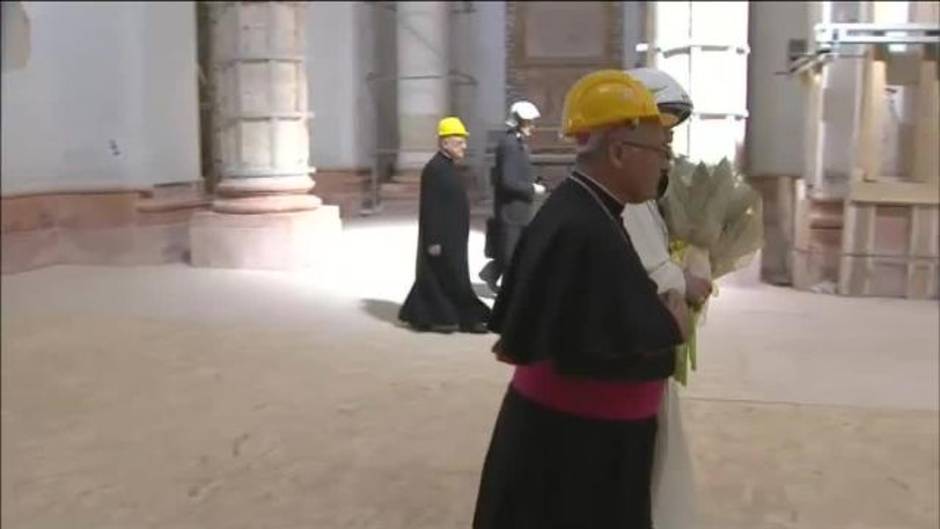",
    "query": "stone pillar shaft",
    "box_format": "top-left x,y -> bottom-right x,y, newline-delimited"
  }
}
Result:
209,1 -> 318,213
191,2 -> 341,271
